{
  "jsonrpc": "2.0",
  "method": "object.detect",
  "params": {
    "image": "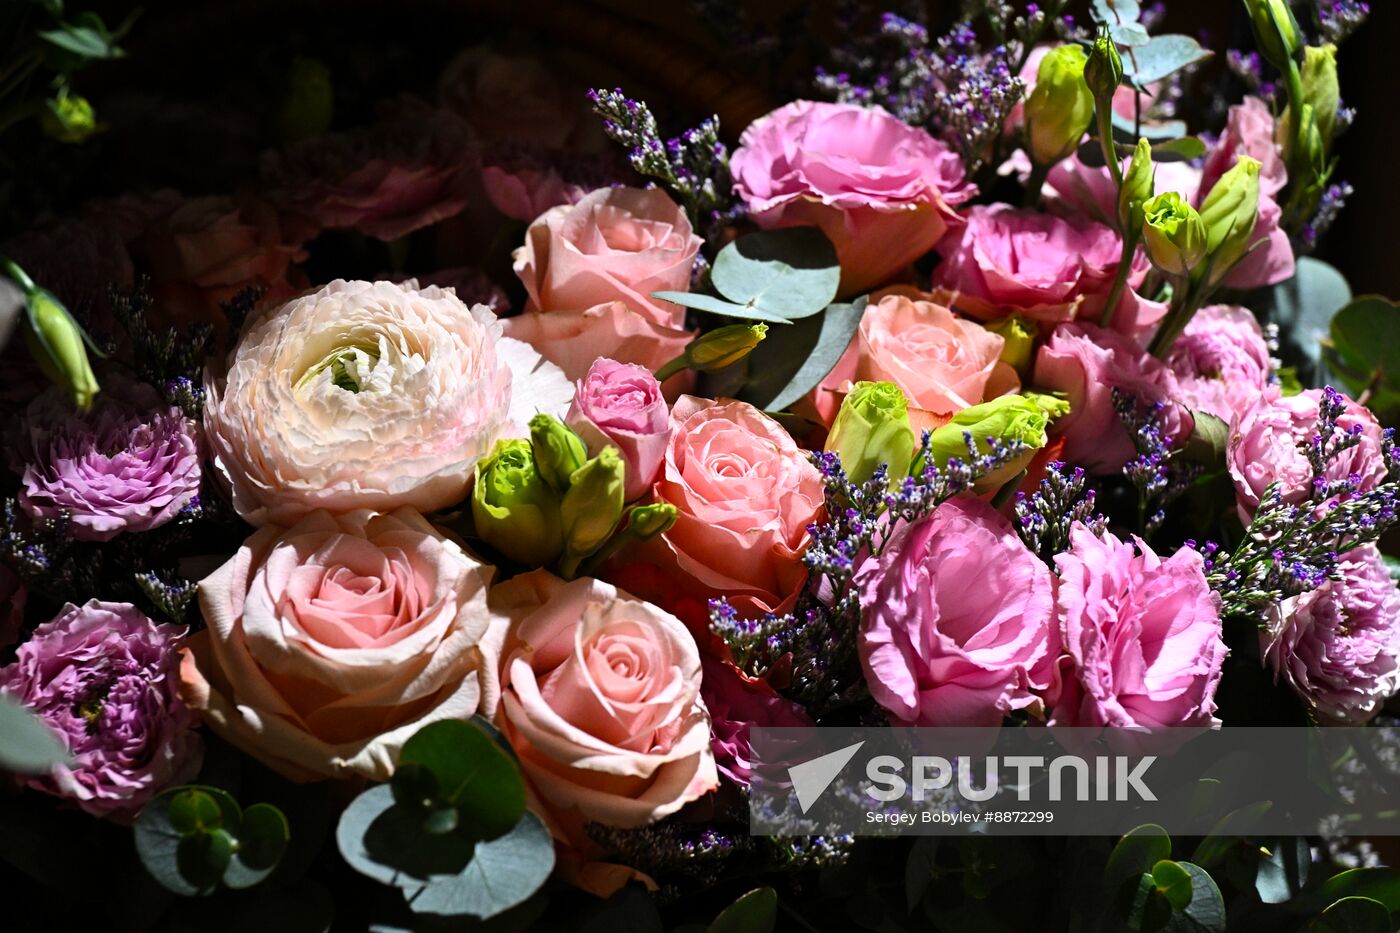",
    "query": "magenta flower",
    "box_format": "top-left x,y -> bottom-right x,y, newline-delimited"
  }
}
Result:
17,381 -> 202,542
1048,525 -> 1227,730
0,600 -> 201,817
701,655 -> 812,786
1264,546 -> 1400,724
566,358 -> 670,502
